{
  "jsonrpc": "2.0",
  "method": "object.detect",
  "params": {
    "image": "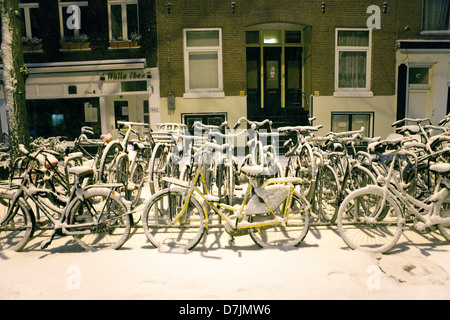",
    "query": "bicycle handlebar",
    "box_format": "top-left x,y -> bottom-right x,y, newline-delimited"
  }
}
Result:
193,121 -> 229,131
278,125 -> 323,133
392,117 -> 430,126
117,121 -> 149,128
232,117 -> 272,130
